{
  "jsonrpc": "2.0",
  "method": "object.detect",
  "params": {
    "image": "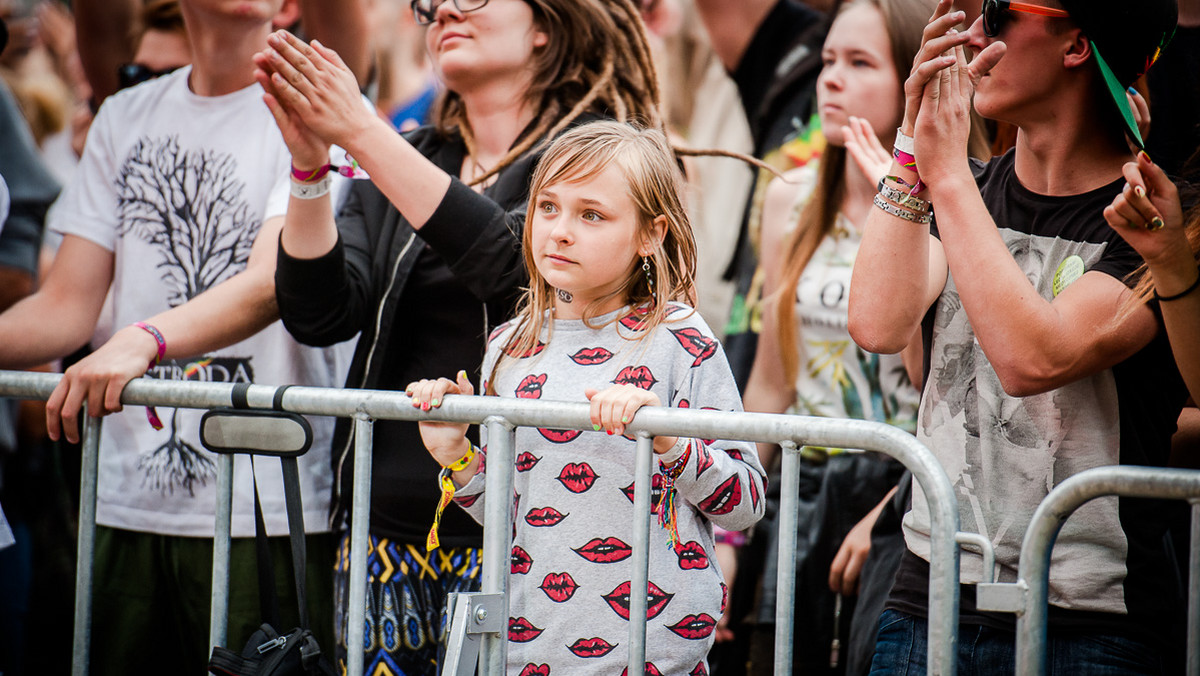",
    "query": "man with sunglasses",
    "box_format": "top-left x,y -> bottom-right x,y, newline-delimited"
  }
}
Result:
849,0 -> 1185,673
